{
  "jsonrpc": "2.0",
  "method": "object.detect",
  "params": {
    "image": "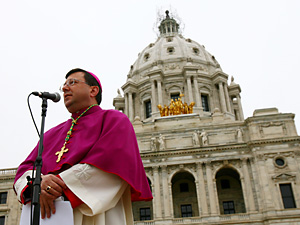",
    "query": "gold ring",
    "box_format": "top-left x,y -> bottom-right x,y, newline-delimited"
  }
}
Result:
46,186 -> 51,192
